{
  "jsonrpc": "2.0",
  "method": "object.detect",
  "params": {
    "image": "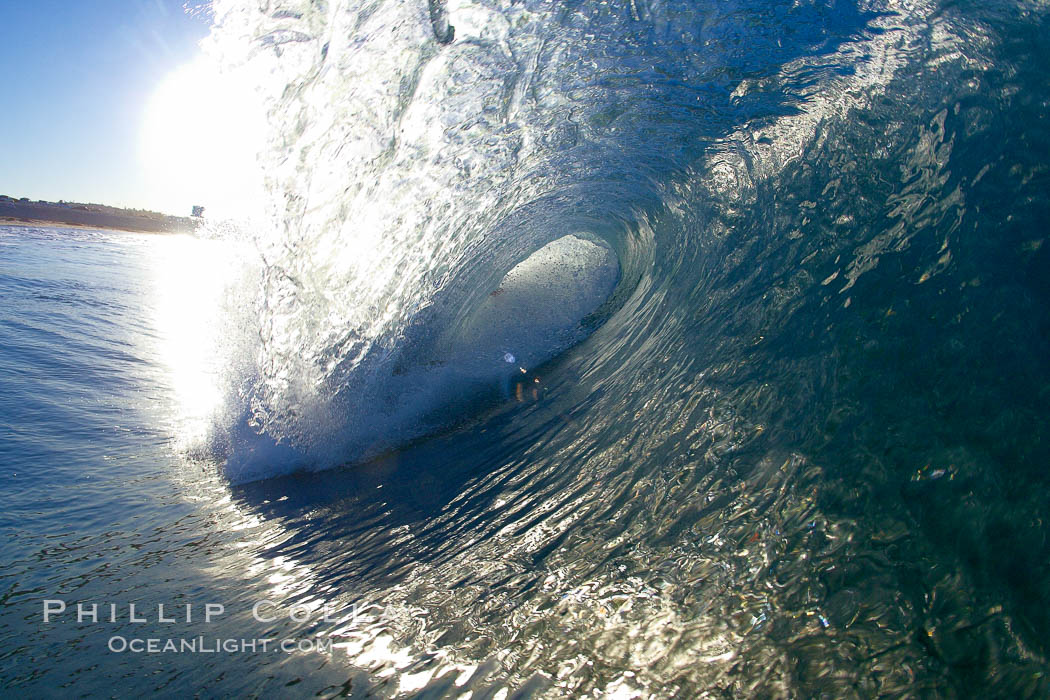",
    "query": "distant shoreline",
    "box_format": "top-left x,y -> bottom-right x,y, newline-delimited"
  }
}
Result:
0,198 -> 199,235
0,216 -> 193,236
